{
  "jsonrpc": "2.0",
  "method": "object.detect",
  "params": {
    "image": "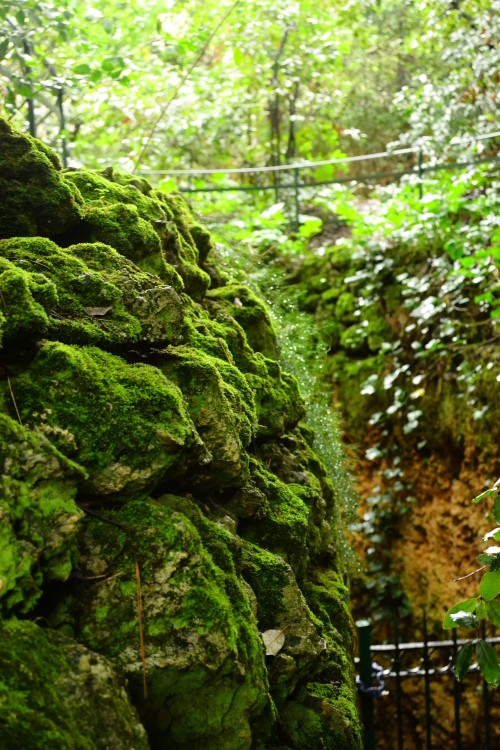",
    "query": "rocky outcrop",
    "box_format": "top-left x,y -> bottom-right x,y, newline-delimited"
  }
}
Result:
0,119 -> 361,749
